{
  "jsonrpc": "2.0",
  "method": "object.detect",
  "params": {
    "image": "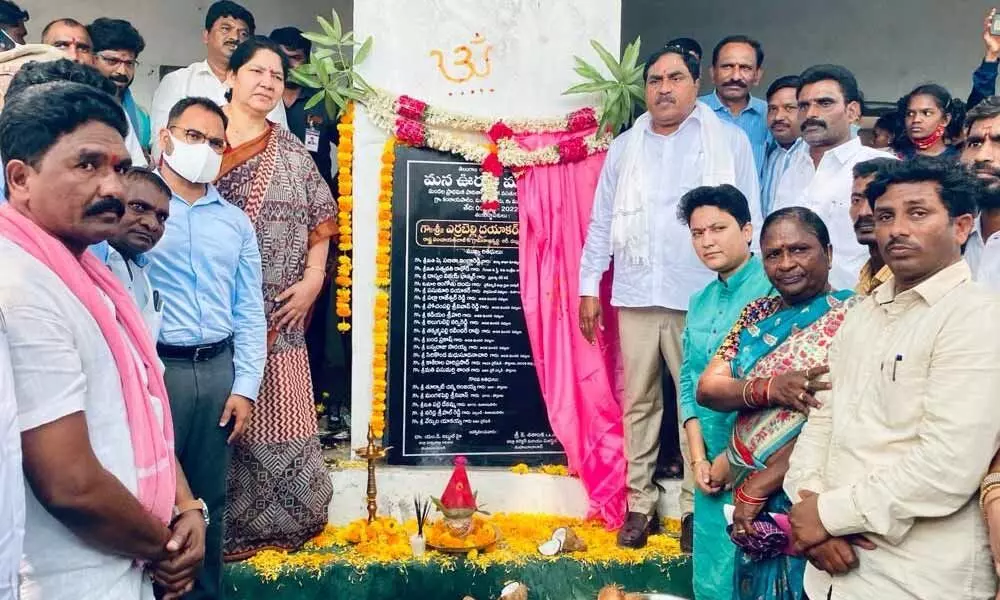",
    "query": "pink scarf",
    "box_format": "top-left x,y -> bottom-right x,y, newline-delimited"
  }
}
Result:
0,204 -> 176,524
